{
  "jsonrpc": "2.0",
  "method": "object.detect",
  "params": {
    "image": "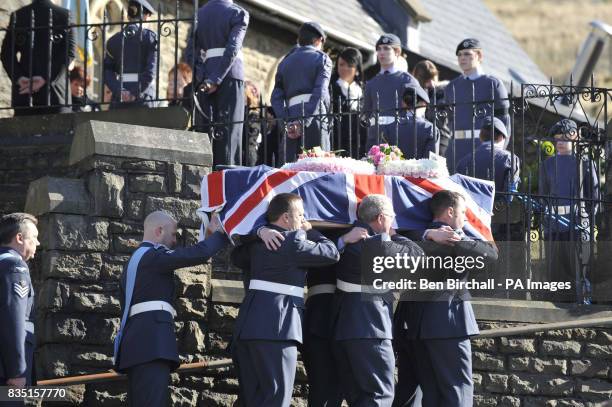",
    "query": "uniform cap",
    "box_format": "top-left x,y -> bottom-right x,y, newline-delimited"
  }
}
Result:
481,116 -> 508,138
403,84 -> 430,104
456,38 -> 482,55
299,21 -> 326,40
548,119 -> 578,138
129,0 -> 155,15
376,33 -> 401,48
